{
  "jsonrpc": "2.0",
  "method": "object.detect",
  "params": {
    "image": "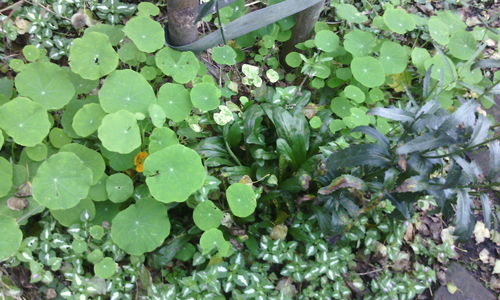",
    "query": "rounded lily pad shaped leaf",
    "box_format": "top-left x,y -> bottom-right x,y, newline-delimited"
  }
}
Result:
0,217 -> 22,261
32,152 -> 93,210
144,144 -> 206,203
330,97 -> 353,118
155,47 -> 200,84
15,62 -> 75,110
98,110 -> 142,154
335,3 -> 367,24
226,183 -> 256,218
123,16 -> 165,53
344,30 -> 376,57
111,199 -> 171,255
379,41 -> 408,75
193,200 -> 223,231
448,31 -> 476,60
99,70 -> 156,114
314,30 -> 340,53
60,143 -> 106,185
157,83 -> 192,122
94,257 -> 117,279
148,104 -> 166,128
383,7 -> 415,34
199,228 -> 231,257
428,16 -> 450,45
51,198 -> 96,227
0,97 -> 51,147
84,24 -> 125,46
69,32 -> 119,80
0,157 -> 13,198
72,103 -> 107,137
106,173 -> 133,203
190,83 -> 221,112
148,127 -> 179,153
211,45 -> 237,65
344,85 -> 366,103
351,56 -> 385,88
